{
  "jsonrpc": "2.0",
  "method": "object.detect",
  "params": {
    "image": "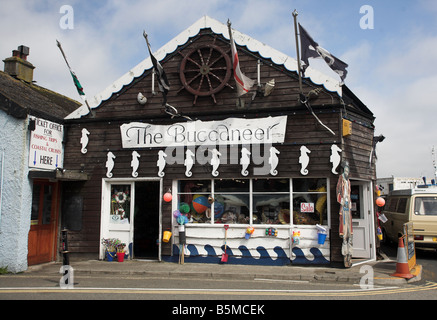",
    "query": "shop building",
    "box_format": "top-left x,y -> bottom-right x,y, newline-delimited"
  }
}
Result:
0,46 -> 81,272
64,16 -> 377,266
